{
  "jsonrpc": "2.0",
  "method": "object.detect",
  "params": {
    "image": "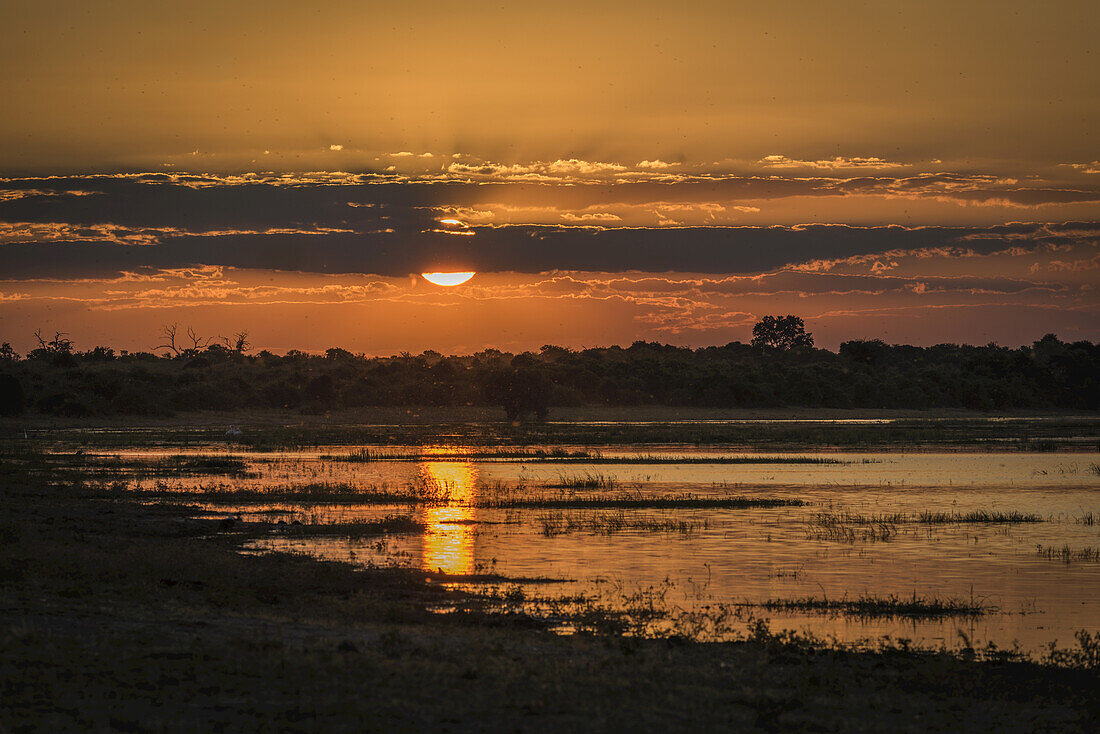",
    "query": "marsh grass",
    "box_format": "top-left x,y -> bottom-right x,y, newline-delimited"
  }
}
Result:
546,472 -> 617,490
753,593 -> 992,619
272,514 -> 425,537
804,508 -> 1045,542
1036,462 -> 1100,476
538,511 -> 706,537
121,455 -> 253,477
97,480 -> 453,505
1036,544 -> 1100,563
810,511 -> 908,525
482,493 -> 805,510
806,522 -> 897,543
745,620 -> 1099,670
321,448 -> 599,462
322,448 -> 388,462
320,448 -> 861,465
768,567 -> 805,579
616,454 -> 858,465
917,510 -> 1044,524
77,477 -> 806,514
809,510 -> 1045,527
806,511 -> 899,542
7,451 -> 254,478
